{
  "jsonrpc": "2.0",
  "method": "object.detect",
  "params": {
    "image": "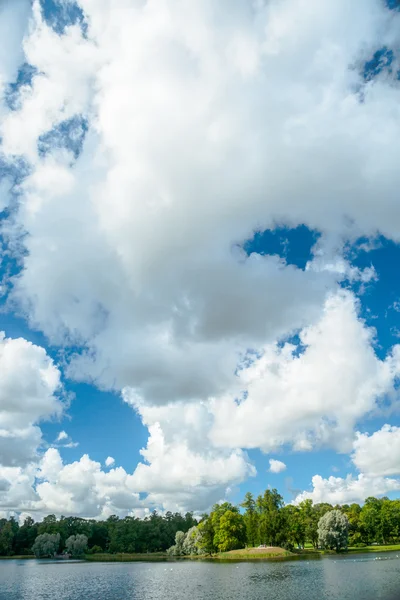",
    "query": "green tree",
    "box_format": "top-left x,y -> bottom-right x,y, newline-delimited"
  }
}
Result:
342,503 -> 362,546
283,505 -> 306,549
38,515 -> 58,536
197,516 -> 216,555
298,499 -> 318,548
15,517 -> 38,555
241,492 -> 259,547
256,489 -> 285,546
359,497 -> 382,544
88,521 -> 109,551
0,521 -> 14,556
213,510 -> 246,552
